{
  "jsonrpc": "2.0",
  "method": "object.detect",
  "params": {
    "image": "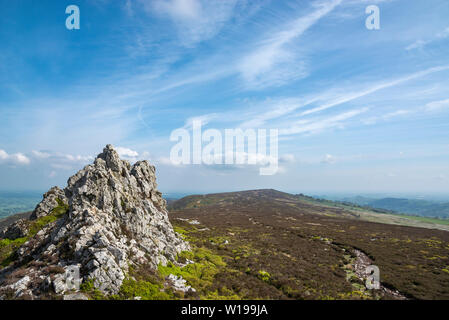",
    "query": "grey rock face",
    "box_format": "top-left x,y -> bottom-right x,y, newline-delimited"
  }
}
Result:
30,186 -> 67,220
167,274 -> 195,293
0,145 -> 189,298
0,219 -> 29,240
